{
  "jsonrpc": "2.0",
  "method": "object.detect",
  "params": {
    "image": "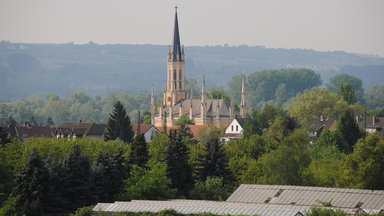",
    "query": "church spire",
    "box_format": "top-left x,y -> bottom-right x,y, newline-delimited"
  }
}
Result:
172,6 -> 182,61
240,74 -> 247,117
